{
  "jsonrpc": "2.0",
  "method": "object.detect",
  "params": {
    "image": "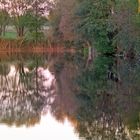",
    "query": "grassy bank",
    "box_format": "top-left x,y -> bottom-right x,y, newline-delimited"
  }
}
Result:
1,32 -> 17,39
